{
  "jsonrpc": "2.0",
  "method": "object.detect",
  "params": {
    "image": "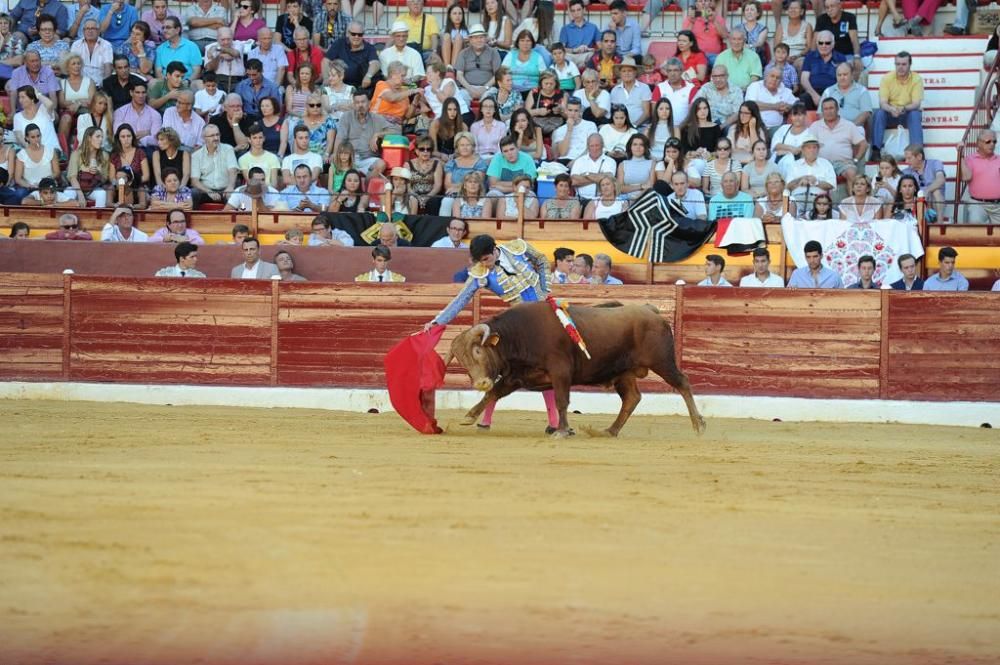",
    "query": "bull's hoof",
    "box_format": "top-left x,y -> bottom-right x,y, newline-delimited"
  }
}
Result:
581,425 -> 616,438
545,426 -> 575,436
459,416 -> 477,426
694,416 -> 707,436
476,423 -> 491,431
548,428 -> 575,439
